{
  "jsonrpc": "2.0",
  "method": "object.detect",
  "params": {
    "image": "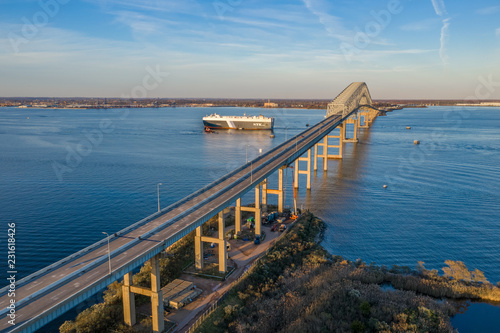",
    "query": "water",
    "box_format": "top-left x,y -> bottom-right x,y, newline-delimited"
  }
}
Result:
306,107 -> 500,283
1,106 -> 499,329
451,302 -> 500,332
0,106 -> 319,282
